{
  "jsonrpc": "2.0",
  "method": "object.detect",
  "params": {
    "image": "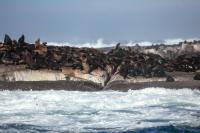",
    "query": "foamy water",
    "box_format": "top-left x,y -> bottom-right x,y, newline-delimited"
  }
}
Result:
0,88 -> 200,132
47,38 -> 200,48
